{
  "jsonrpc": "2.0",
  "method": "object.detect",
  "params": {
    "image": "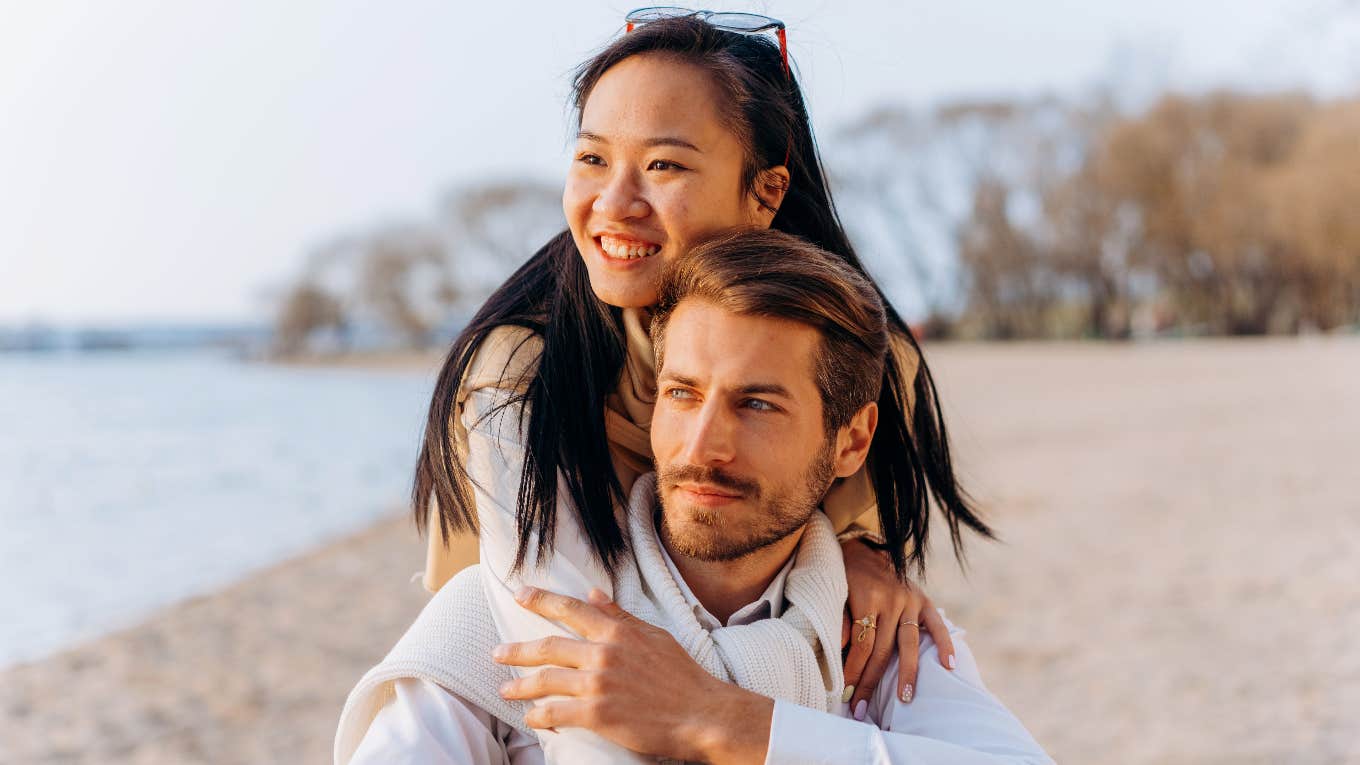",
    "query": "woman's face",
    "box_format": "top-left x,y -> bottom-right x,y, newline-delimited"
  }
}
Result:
564,53 -> 787,308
